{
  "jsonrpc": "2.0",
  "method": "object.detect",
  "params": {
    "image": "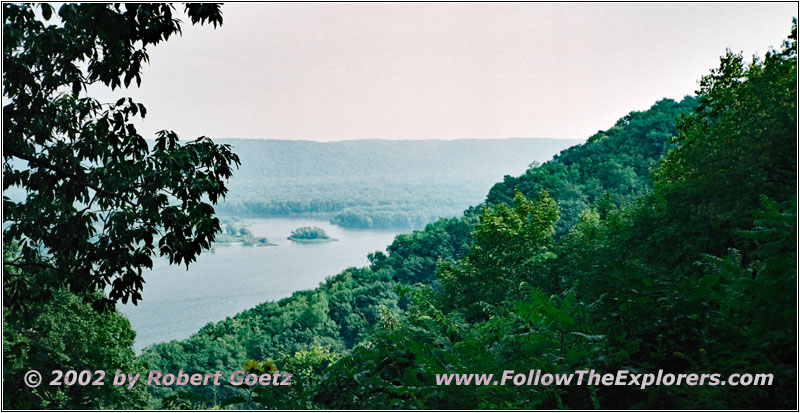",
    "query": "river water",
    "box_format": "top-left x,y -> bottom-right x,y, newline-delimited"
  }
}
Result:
119,217 -> 403,352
